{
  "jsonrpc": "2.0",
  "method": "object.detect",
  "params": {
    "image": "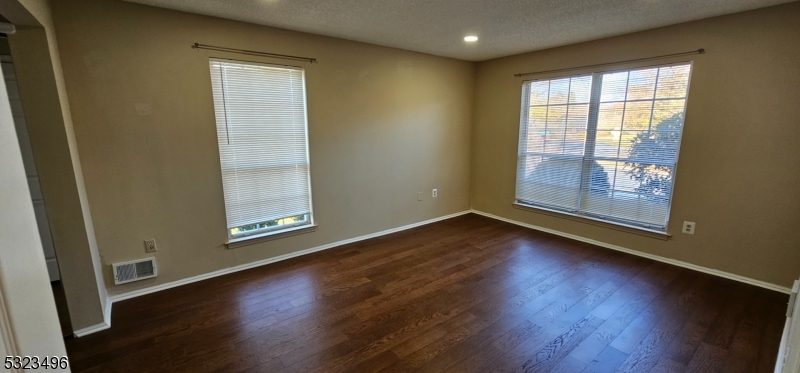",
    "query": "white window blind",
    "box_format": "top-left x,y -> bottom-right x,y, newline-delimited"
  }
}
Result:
516,63 -> 692,231
209,59 -> 313,238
